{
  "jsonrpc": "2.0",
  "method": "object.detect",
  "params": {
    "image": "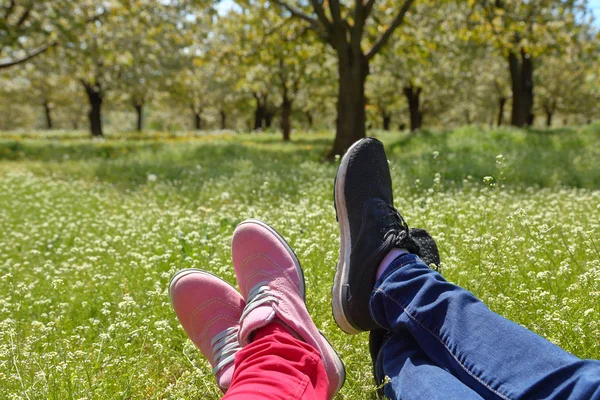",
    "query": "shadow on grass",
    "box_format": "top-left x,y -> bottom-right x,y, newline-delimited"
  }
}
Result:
4,127 -> 600,191
383,127 -> 598,189
88,141 -> 334,201
0,140 -> 166,162
251,136 -> 333,147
